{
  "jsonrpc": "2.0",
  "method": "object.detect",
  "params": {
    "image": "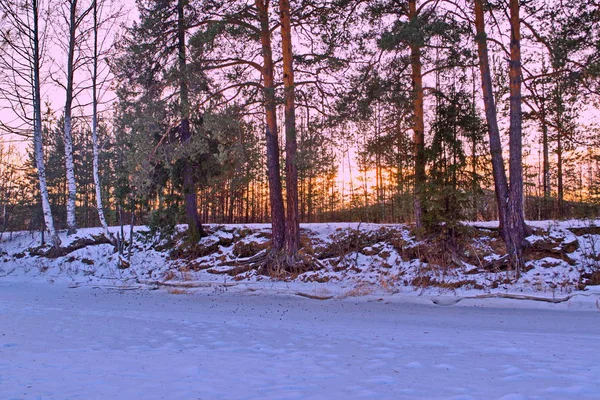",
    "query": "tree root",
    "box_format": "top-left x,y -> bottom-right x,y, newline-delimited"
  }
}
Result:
255,248 -> 324,277
214,247 -> 324,278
